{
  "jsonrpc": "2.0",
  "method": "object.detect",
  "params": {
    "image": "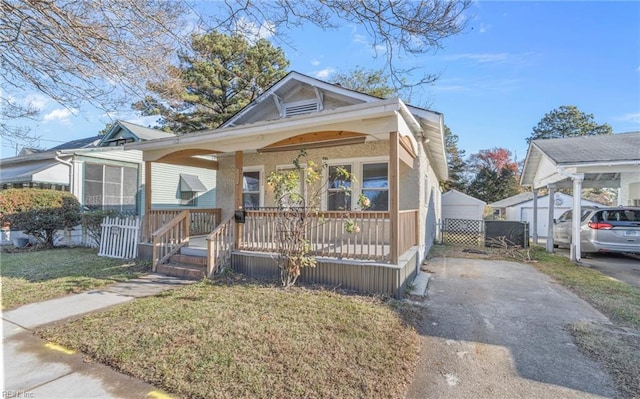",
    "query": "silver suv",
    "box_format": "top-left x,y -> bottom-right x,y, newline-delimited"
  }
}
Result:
553,206 -> 640,255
